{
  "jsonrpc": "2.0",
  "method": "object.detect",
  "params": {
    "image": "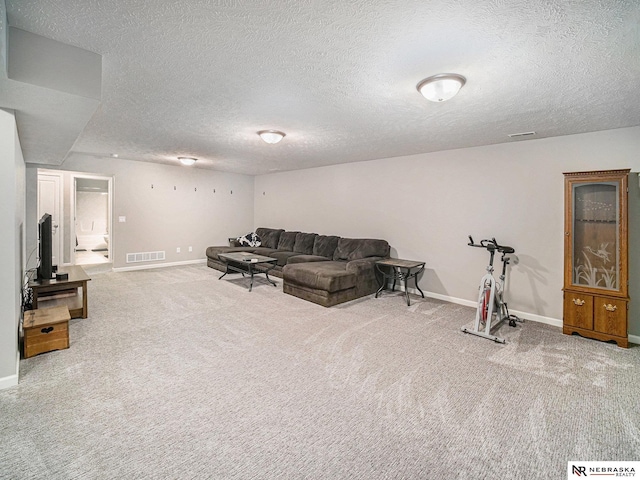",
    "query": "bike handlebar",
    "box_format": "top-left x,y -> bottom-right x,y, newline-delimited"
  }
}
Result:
468,236 -> 515,254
